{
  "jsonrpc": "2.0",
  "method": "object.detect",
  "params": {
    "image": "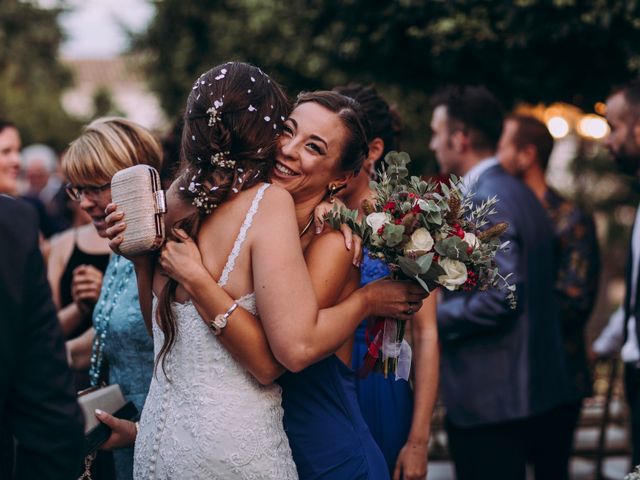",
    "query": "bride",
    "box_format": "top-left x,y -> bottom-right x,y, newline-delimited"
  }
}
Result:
104,62 -> 426,479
